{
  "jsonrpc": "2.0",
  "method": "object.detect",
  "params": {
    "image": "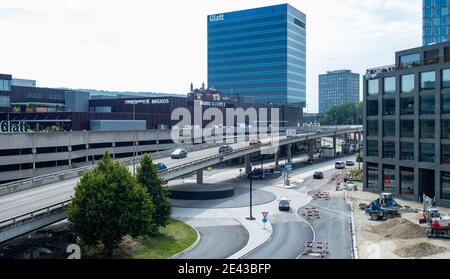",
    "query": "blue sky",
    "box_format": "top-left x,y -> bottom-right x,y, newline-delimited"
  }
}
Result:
0,0 -> 421,112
